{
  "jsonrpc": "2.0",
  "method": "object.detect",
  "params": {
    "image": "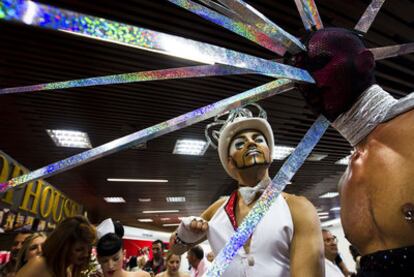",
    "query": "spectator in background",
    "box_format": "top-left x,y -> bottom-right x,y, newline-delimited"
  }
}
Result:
15,232 -> 47,272
155,253 -> 189,277
127,256 -> 140,272
187,246 -> 209,277
323,229 -> 348,277
0,231 -> 31,277
16,215 -> 96,277
96,219 -> 149,277
143,240 -> 165,276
